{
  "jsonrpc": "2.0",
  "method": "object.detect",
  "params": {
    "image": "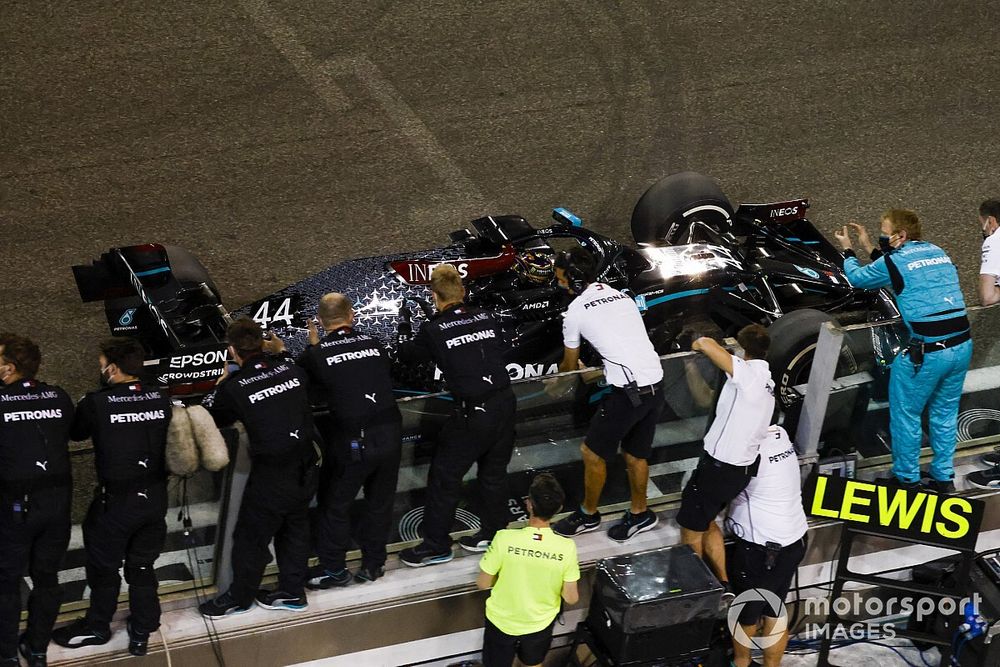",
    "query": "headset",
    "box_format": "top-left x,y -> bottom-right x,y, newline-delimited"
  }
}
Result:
554,249 -> 594,295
